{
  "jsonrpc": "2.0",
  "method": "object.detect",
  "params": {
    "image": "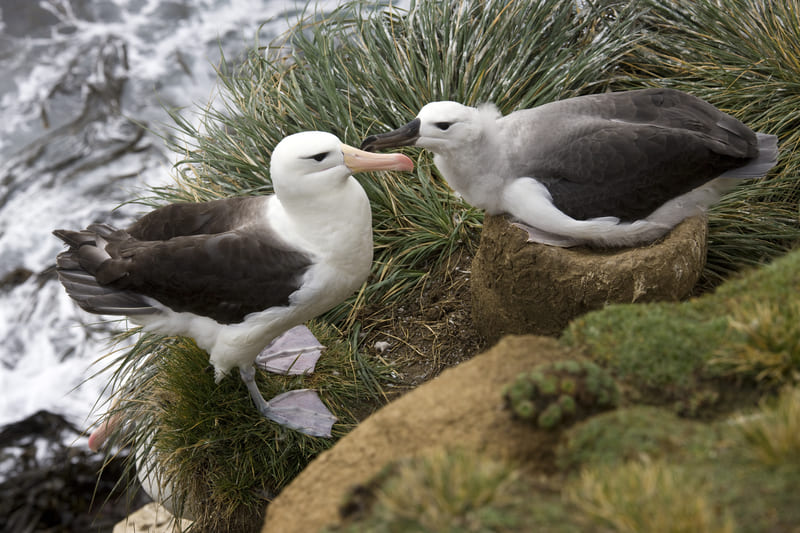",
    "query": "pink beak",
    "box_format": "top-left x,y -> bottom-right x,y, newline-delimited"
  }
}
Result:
341,143 -> 414,173
88,413 -> 123,452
